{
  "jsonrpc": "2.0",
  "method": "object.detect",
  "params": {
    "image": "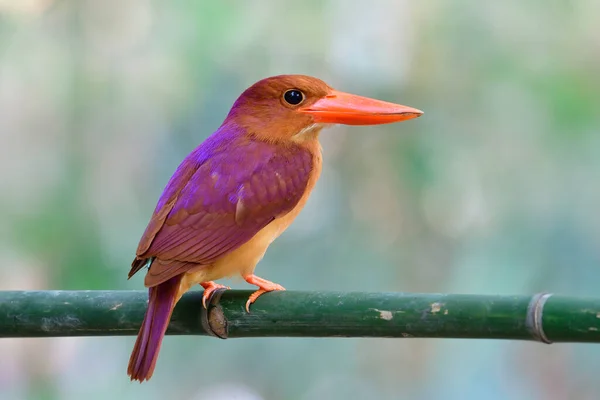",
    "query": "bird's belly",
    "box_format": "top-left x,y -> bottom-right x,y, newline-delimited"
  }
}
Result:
218,211 -> 299,274
183,206 -> 301,287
